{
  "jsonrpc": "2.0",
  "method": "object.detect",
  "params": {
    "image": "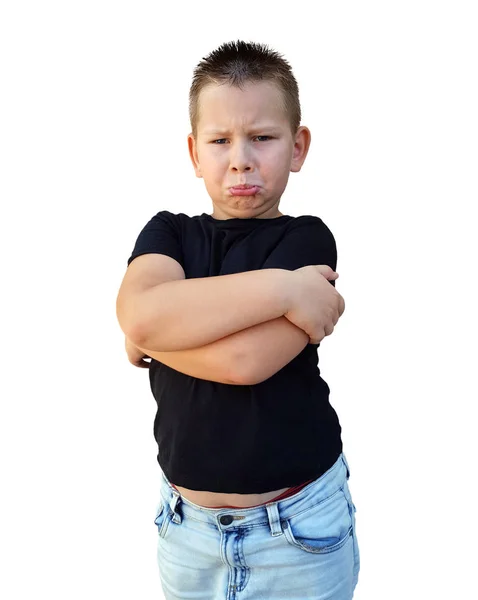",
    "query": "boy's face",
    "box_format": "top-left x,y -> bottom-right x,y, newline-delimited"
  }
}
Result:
188,81 -> 310,220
